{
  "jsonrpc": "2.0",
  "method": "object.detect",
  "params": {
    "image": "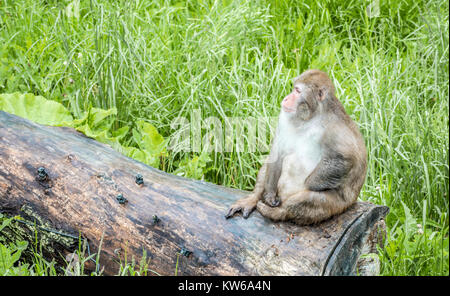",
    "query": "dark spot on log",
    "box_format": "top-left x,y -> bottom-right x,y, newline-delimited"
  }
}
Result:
116,193 -> 127,204
37,167 -> 48,181
135,174 -> 144,186
180,246 -> 192,257
66,154 -> 75,162
21,163 -> 54,190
